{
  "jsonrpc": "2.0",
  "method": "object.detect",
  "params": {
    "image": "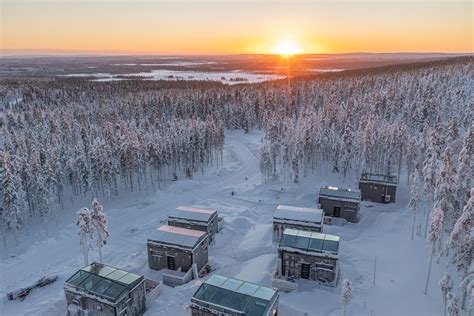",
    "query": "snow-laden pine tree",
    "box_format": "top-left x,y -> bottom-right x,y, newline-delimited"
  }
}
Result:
423,137 -> 439,236
90,198 -> 109,263
76,207 -> 93,266
409,169 -> 421,240
440,272 -> 453,316
434,146 -> 457,231
459,263 -> 474,313
341,279 -> 353,316
455,125 -> 473,211
1,150 -> 26,245
446,293 -> 460,316
447,188 -> 473,310
425,207 -> 444,294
